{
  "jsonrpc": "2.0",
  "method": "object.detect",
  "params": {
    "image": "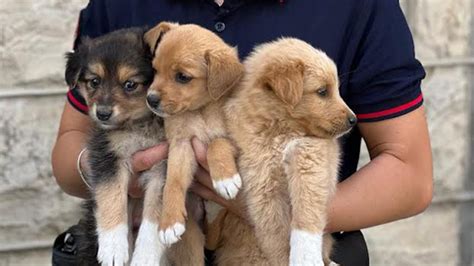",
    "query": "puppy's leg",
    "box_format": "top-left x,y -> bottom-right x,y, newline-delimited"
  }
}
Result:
207,138 -> 241,199
159,140 -> 196,245
95,162 -> 130,266
214,211 -> 270,266
168,217 -> 205,266
205,208 -> 227,251
245,182 -> 291,265
131,163 -> 167,266
283,139 -> 337,266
